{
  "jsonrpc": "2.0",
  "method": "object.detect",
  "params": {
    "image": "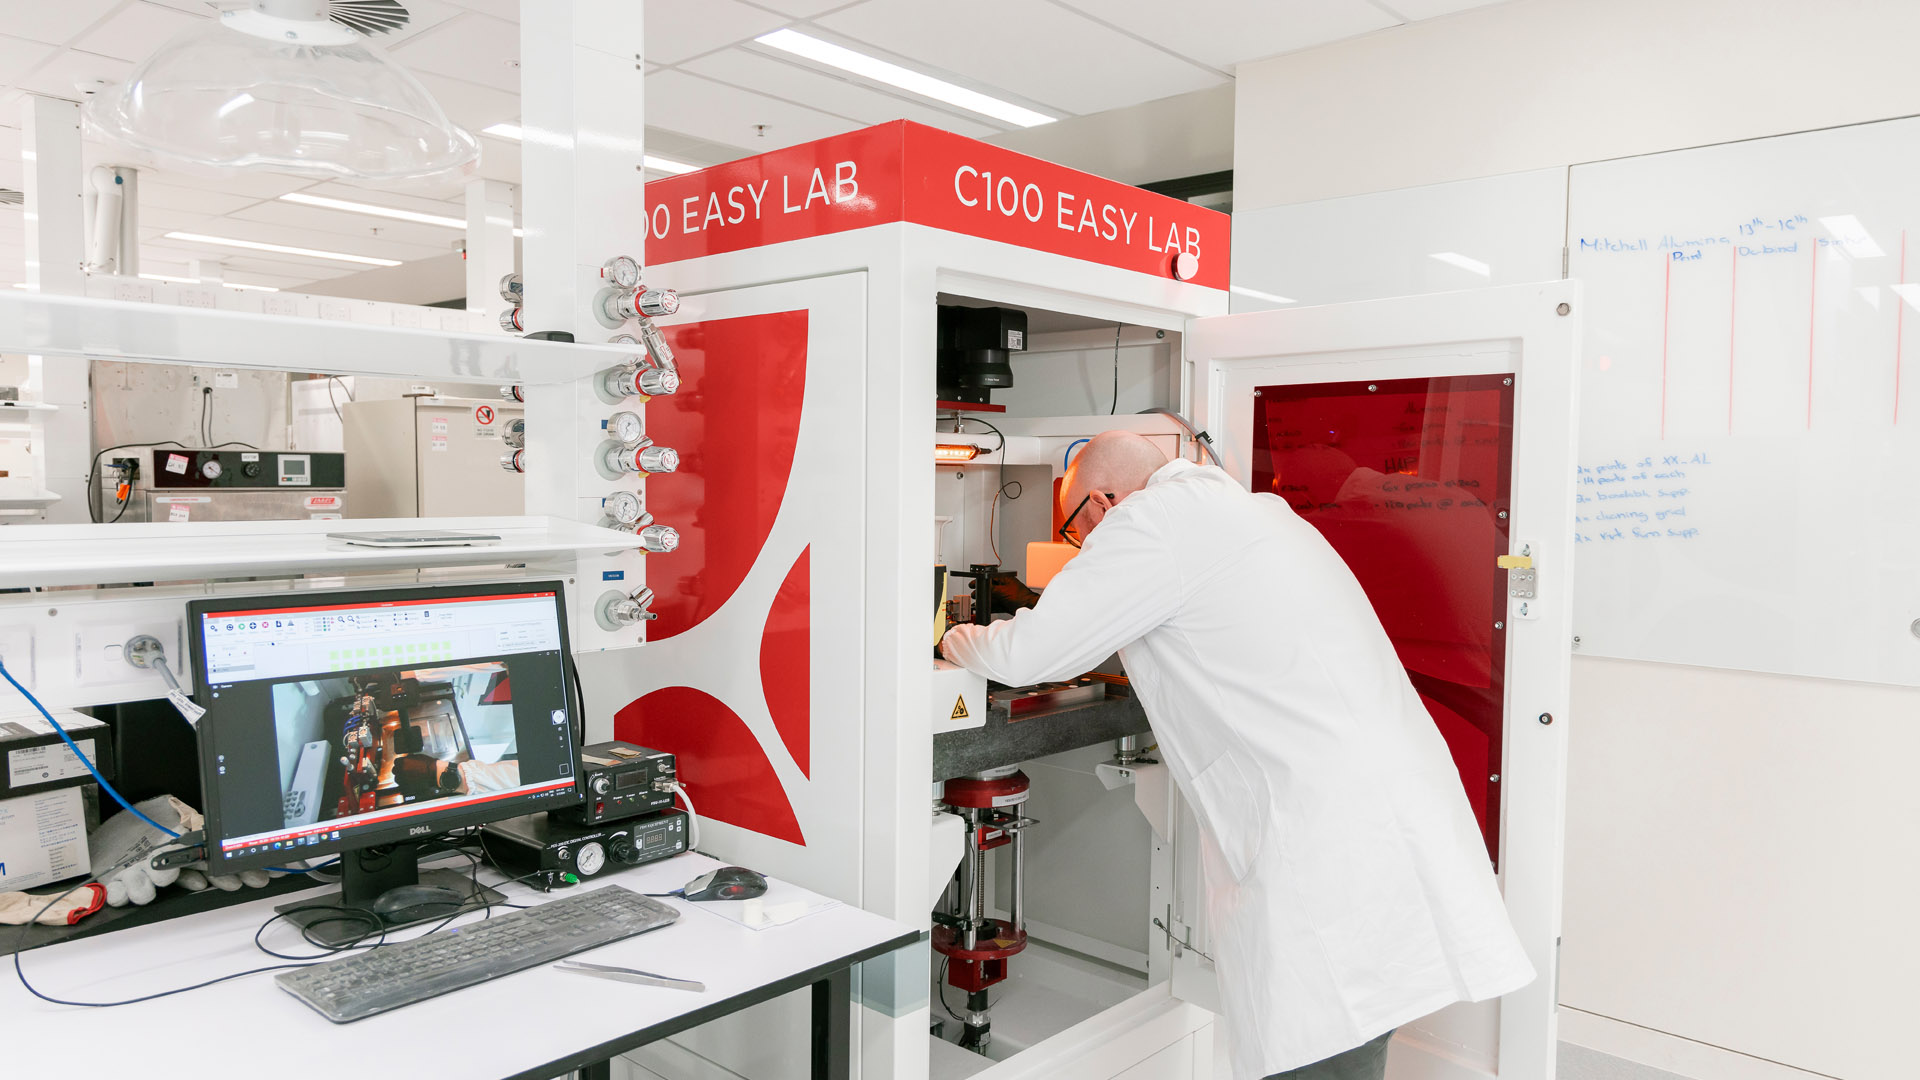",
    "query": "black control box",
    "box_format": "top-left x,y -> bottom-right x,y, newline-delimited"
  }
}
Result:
481,807 -> 689,884
148,449 -> 345,488
553,740 -> 675,826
